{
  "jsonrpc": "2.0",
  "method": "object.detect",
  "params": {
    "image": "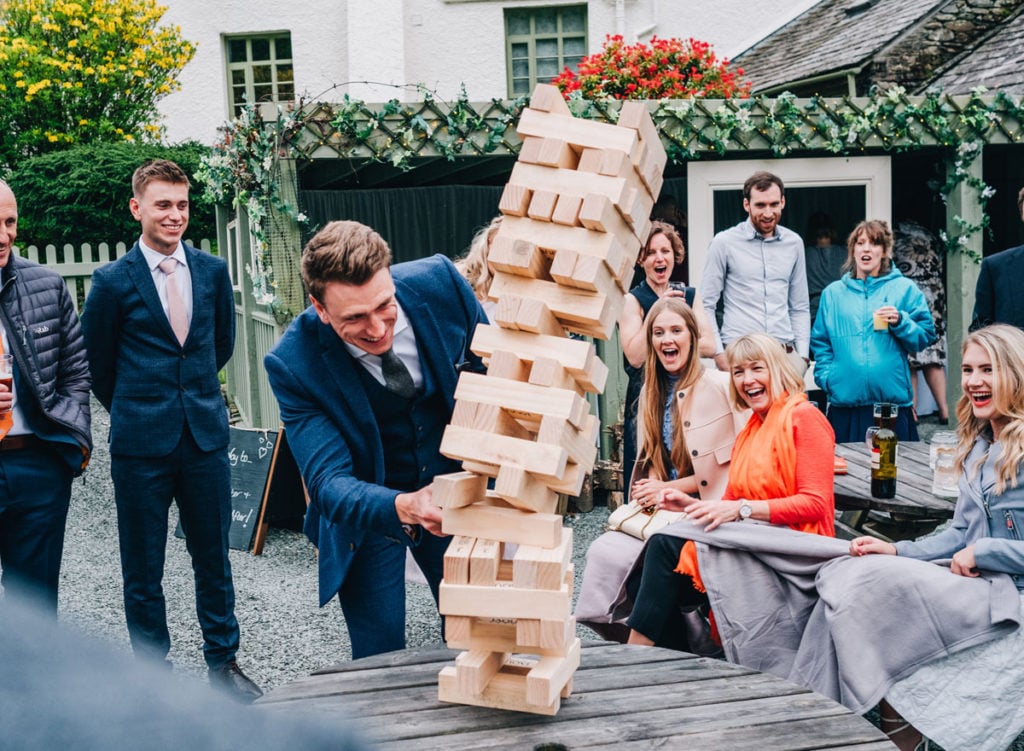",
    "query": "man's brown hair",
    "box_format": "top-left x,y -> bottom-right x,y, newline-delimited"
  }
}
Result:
742,171 -> 785,200
132,159 -> 190,198
302,220 -> 392,301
